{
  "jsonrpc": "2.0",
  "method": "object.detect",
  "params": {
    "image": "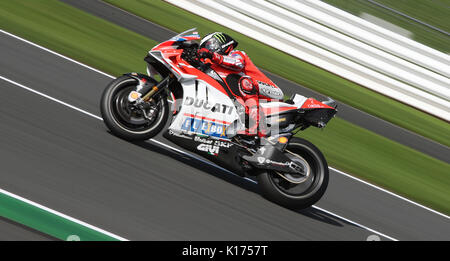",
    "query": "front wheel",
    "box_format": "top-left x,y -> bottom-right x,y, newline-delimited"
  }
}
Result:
256,137 -> 329,209
100,75 -> 169,141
